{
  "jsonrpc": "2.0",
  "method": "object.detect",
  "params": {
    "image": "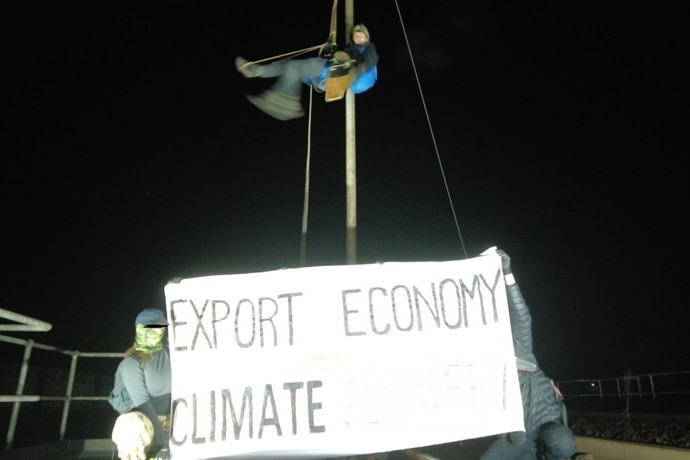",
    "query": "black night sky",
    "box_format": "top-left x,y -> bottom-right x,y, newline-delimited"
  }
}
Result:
2,1 -> 687,381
